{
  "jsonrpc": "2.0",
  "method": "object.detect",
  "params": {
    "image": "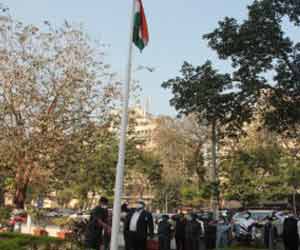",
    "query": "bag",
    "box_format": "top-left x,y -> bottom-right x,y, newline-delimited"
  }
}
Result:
147,239 -> 159,250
